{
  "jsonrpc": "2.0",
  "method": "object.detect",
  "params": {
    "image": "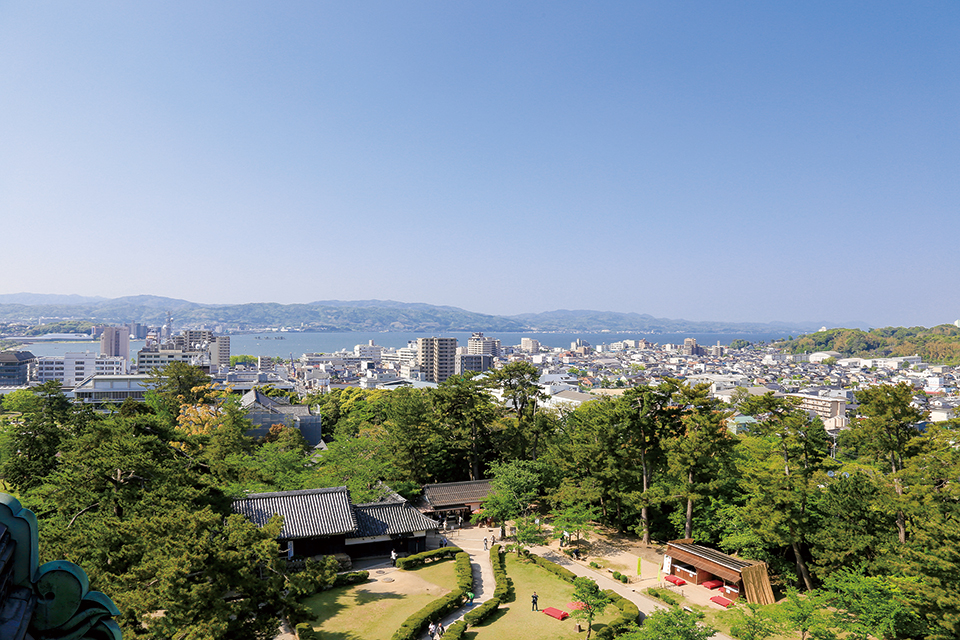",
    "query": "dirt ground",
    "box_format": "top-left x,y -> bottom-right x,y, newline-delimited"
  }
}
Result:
360,566 -> 447,596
